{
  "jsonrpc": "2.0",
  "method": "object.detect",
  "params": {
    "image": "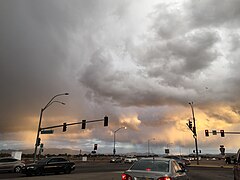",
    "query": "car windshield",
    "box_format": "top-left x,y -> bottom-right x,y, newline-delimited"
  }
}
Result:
130,159 -> 169,172
37,158 -> 51,164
